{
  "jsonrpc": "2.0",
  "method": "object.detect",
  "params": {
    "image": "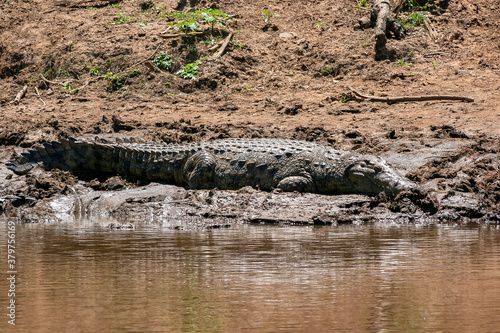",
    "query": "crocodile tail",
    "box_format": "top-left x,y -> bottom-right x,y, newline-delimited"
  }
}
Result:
6,137 -> 83,175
